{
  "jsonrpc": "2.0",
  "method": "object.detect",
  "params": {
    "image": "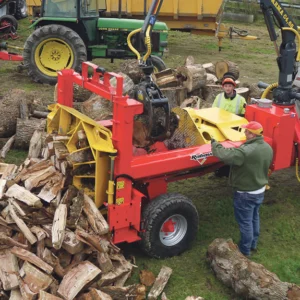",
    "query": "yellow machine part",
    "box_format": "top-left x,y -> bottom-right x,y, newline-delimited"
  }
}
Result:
172,107 -> 247,147
47,104 -> 117,208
